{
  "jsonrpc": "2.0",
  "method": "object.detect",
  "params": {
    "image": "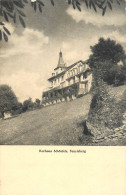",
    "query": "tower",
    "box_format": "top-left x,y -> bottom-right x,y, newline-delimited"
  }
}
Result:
54,50 -> 66,71
57,50 -> 65,68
